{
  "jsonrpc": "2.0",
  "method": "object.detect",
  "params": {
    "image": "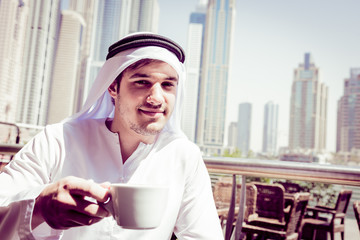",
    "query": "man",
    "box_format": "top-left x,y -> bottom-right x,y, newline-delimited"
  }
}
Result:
0,33 -> 224,239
